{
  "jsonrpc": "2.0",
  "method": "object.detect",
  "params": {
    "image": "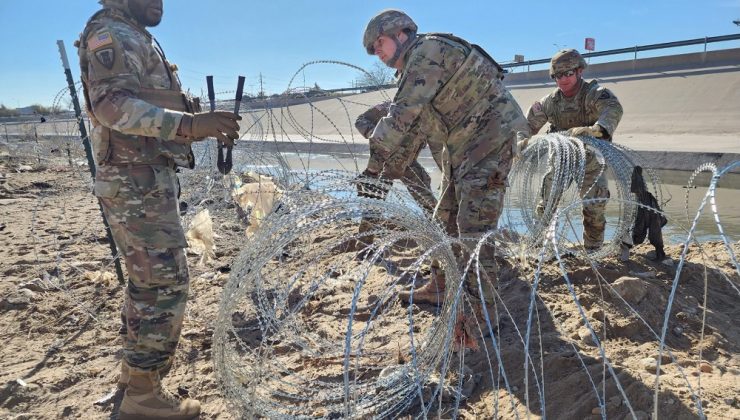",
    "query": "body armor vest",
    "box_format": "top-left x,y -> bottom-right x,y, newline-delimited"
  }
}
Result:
546,80 -> 597,133
423,33 -> 505,130
406,33 -> 514,172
